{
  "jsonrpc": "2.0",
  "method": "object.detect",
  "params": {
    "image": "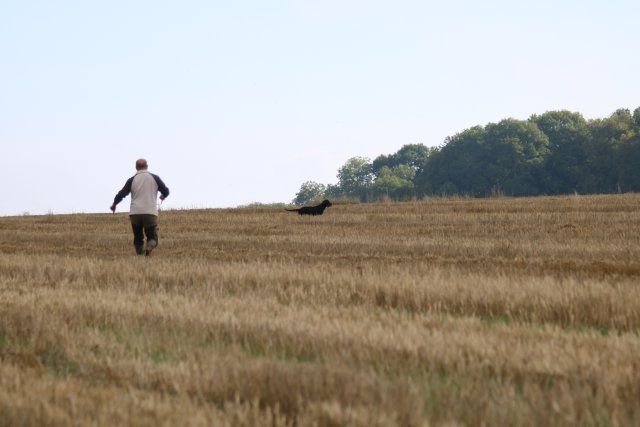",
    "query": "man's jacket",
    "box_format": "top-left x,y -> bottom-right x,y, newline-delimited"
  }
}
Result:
113,170 -> 170,216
